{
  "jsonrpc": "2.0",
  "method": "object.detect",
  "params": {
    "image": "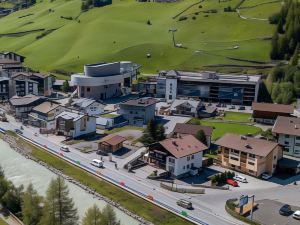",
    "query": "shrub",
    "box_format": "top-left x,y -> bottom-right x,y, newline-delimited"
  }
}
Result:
178,16 -> 188,21
192,16 -> 196,20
